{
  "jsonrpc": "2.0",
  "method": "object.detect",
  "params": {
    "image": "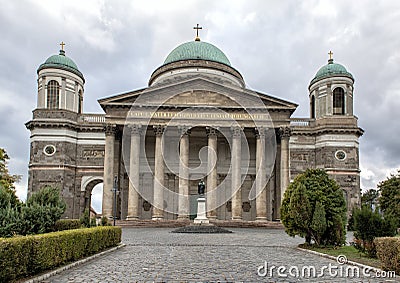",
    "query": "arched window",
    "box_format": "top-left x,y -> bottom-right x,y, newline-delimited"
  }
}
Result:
310,95 -> 316,119
78,90 -> 83,114
47,80 -> 60,109
333,87 -> 345,115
